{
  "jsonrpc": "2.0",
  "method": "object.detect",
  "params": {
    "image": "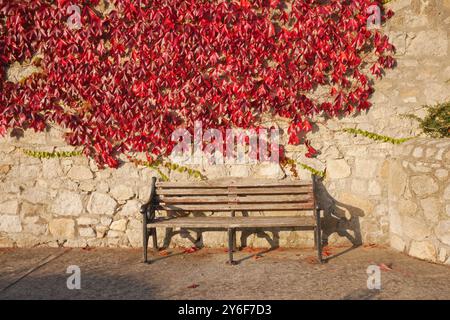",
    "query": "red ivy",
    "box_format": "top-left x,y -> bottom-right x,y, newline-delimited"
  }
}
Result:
0,0 -> 395,167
